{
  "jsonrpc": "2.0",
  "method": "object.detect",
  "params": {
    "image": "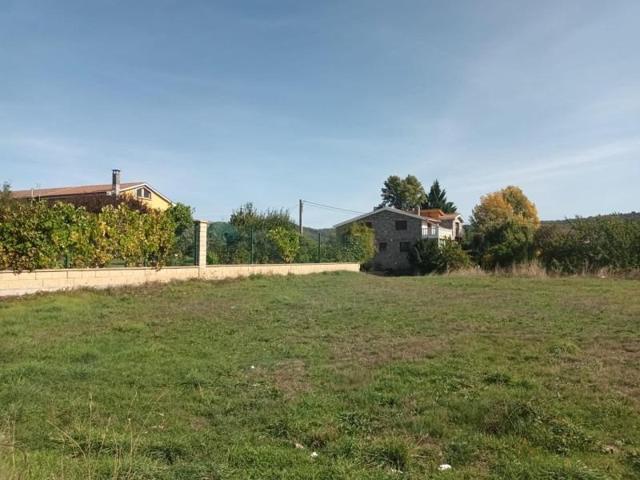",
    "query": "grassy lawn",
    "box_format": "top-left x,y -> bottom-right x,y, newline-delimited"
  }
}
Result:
1,272 -> 639,479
